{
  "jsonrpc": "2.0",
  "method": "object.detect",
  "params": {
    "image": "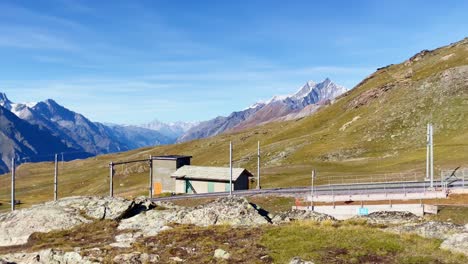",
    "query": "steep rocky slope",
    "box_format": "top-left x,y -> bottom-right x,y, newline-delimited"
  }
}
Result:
0,105 -> 79,172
